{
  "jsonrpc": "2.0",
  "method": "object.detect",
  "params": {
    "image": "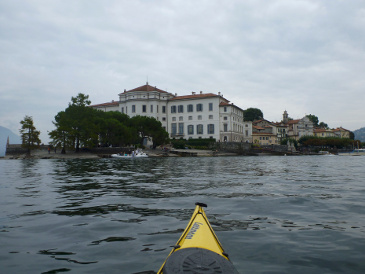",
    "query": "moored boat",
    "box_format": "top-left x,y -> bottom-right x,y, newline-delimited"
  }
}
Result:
111,149 -> 148,158
157,202 -> 238,274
